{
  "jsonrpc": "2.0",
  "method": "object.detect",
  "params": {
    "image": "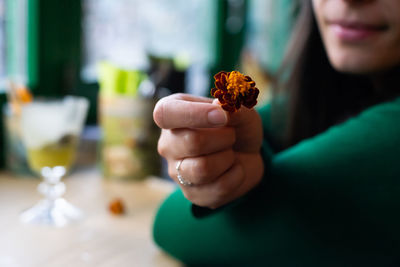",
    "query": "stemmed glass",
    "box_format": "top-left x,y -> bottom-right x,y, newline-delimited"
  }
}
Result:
19,96 -> 89,227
